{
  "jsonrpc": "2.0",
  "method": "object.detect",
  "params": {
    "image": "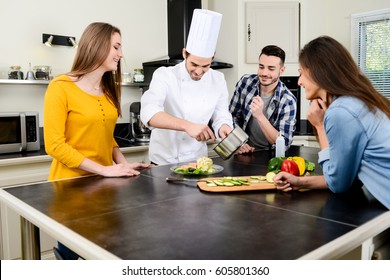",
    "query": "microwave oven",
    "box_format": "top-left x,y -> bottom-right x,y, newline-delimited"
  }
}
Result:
0,112 -> 40,154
